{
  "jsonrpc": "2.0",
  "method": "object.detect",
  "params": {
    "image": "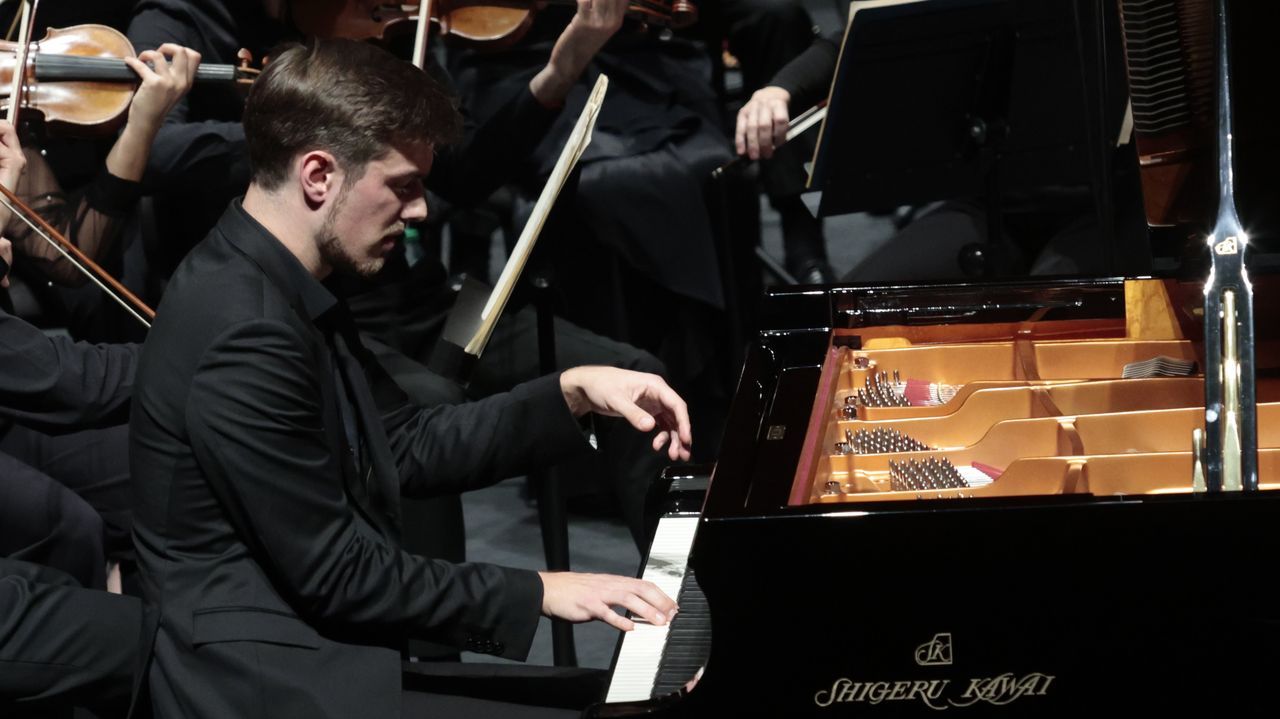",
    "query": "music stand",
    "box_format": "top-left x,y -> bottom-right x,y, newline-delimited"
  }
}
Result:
808,0 -> 1125,271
